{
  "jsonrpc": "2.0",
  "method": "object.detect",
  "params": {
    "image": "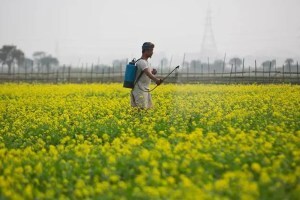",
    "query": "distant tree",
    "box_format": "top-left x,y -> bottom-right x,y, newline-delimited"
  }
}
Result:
112,59 -> 121,67
33,52 -> 59,72
40,56 -> 59,72
262,60 -> 271,69
271,60 -> 276,67
229,57 -> 242,69
284,58 -> 295,73
33,51 -> 46,58
19,58 -> 34,71
33,51 -> 46,72
190,60 -> 201,73
95,64 -> 109,72
14,50 -> 25,67
285,58 -> 294,66
23,58 -> 33,70
212,59 -> 224,72
270,59 -> 276,70
0,45 -> 25,74
112,59 -> 127,72
261,60 -> 276,70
